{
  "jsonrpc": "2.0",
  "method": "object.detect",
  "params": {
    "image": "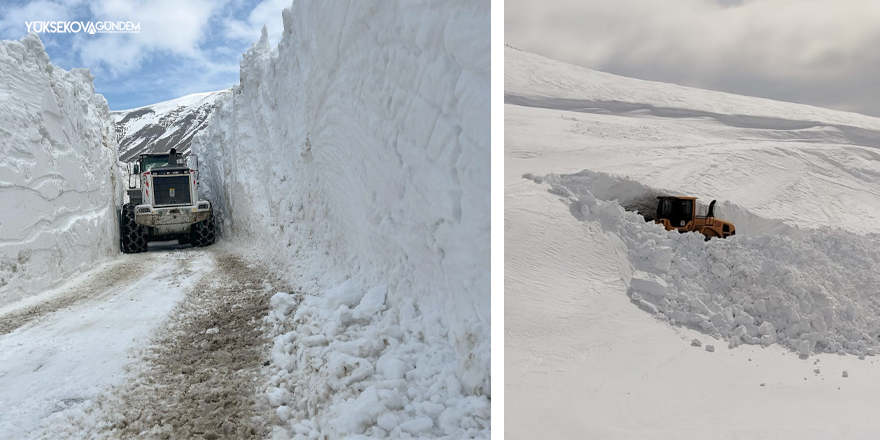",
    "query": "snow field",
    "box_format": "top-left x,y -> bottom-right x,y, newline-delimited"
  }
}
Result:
505,46 -> 880,135
0,34 -> 119,307
535,169 -> 880,358
191,0 -> 489,437
505,47 -> 880,236
506,45 -> 880,439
